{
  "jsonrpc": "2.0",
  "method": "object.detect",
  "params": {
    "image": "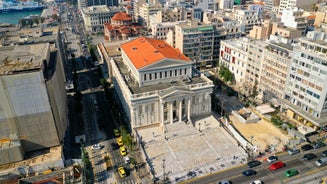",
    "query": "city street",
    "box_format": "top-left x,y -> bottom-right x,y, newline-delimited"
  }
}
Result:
185,147 -> 327,184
